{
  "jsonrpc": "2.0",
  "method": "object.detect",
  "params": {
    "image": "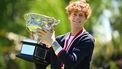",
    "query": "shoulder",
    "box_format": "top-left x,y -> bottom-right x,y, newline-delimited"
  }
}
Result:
56,34 -> 65,40
79,31 -> 95,45
56,33 -> 68,41
55,33 -> 68,47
